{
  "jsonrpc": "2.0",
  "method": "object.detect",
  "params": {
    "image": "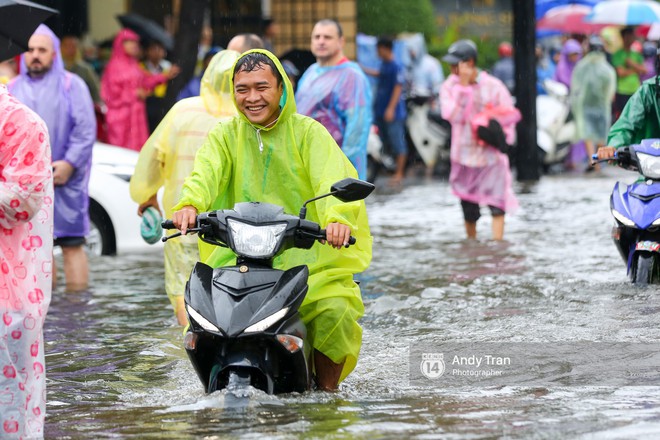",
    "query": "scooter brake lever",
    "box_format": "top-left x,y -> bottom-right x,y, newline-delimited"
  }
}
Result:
162,227 -> 202,242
